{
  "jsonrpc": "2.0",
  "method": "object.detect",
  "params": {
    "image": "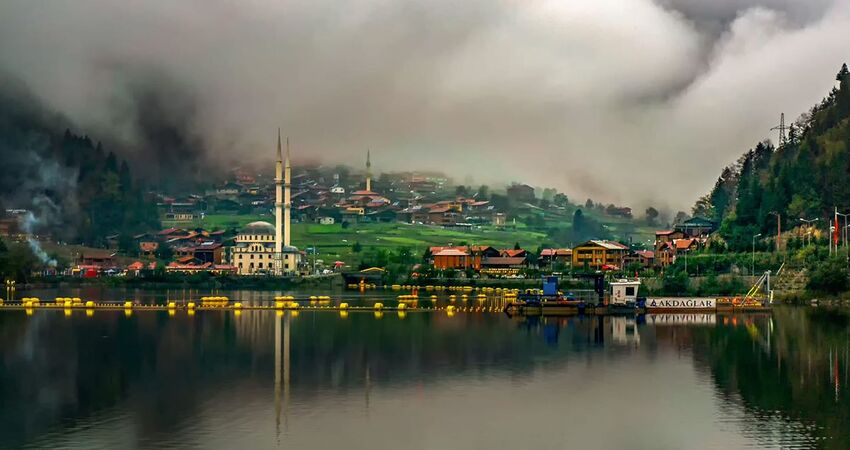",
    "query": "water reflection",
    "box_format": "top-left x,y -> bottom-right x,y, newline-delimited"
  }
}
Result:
0,301 -> 849,449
